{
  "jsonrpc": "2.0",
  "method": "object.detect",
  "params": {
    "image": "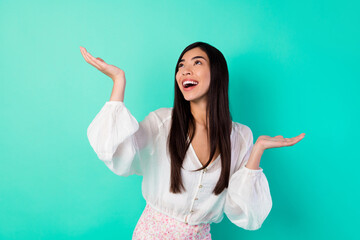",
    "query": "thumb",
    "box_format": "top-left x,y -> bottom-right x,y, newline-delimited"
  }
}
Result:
97,57 -> 105,63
